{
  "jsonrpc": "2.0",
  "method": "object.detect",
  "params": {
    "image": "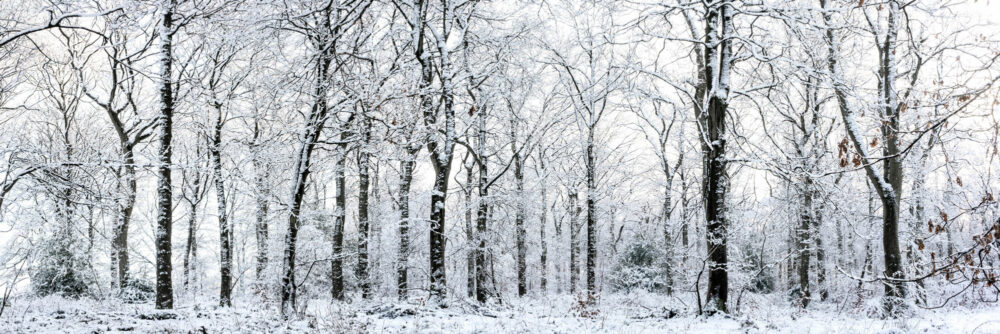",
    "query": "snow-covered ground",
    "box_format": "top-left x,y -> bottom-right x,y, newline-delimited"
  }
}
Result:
2,293 -> 999,333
